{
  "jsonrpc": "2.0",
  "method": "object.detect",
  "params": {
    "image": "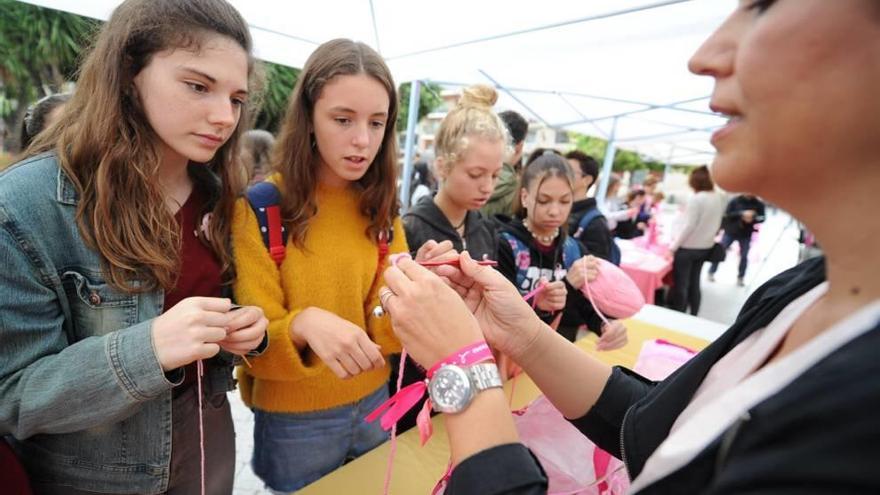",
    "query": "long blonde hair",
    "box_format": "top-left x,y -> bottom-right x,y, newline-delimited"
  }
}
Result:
28,0 -> 257,293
